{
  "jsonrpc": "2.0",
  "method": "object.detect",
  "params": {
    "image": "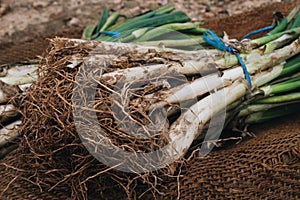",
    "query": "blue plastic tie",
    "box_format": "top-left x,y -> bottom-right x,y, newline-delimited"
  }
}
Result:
203,30 -> 252,88
242,25 -> 274,40
91,31 -> 121,40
